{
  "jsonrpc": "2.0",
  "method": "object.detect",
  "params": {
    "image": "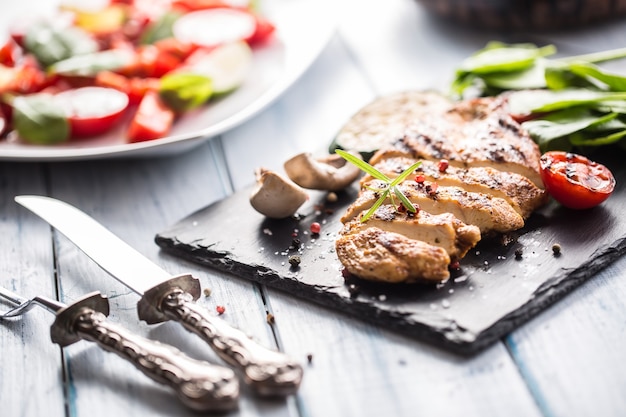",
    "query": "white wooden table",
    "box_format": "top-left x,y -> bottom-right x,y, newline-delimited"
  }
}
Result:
2,0 -> 626,416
